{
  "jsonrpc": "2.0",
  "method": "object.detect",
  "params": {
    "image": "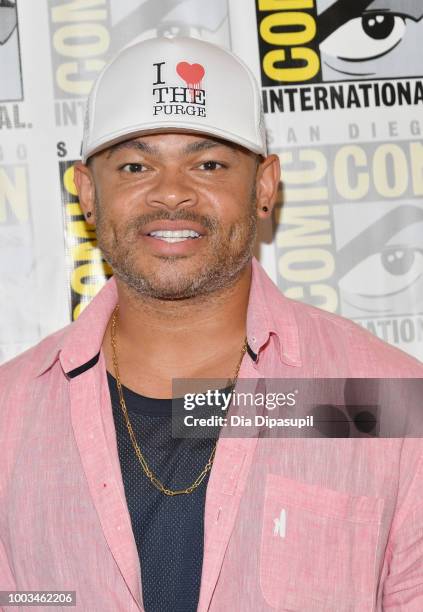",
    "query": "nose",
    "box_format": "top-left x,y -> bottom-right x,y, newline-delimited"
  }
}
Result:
146,168 -> 198,211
